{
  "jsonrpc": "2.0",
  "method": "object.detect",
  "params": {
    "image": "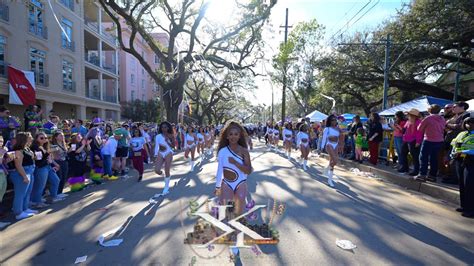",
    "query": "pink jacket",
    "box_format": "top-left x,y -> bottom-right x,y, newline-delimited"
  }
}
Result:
417,114 -> 445,142
403,119 -> 422,144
